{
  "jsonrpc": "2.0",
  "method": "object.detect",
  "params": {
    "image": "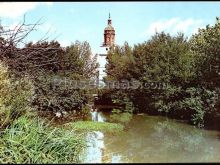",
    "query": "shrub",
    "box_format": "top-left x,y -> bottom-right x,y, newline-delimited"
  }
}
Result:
31,73 -> 87,115
153,86 -> 219,127
181,87 -> 218,127
0,62 -> 34,129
